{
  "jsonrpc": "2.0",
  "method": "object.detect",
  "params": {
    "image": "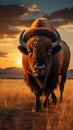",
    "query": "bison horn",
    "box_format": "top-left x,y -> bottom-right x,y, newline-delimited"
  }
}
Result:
52,30 -> 61,48
19,30 -> 29,46
20,29 -> 61,48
